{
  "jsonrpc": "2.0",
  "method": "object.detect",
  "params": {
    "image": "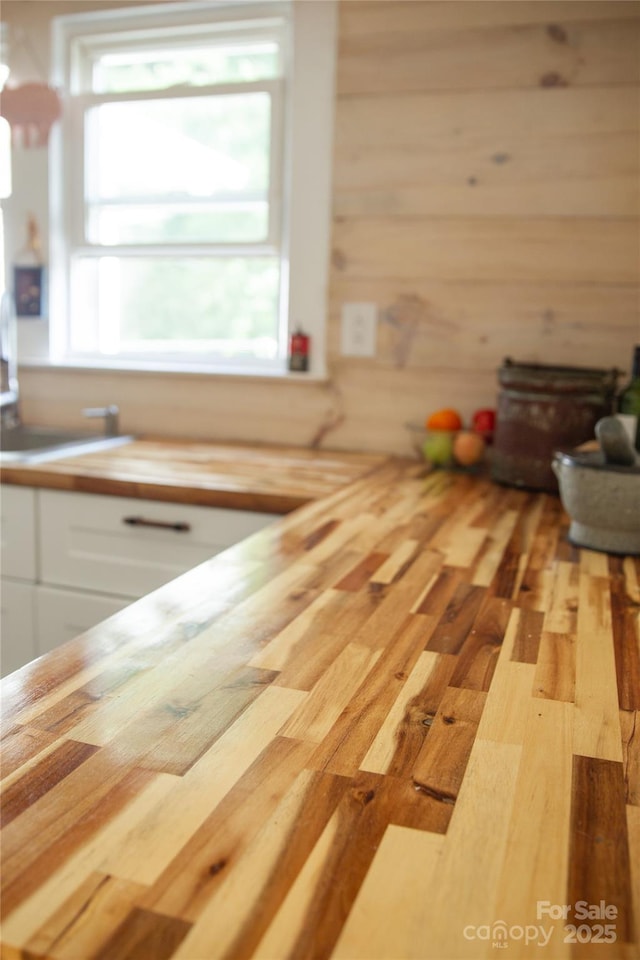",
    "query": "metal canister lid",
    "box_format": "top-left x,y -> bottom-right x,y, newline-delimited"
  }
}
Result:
498,357 -> 620,396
